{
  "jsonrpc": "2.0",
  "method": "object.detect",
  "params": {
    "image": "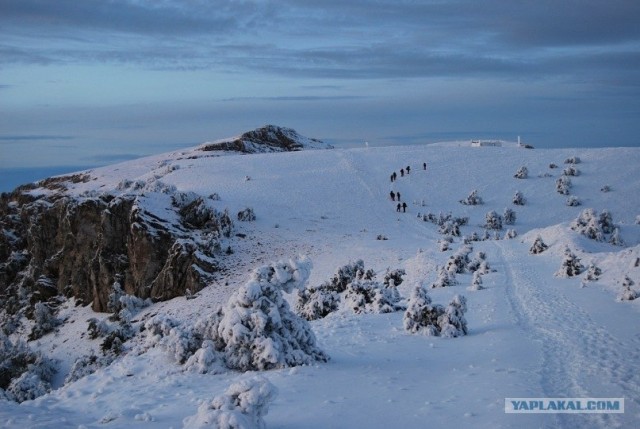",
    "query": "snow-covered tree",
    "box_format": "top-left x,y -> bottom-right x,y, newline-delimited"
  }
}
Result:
555,247 -> 583,278
505,229 -> 518,239
618,276 -> 637,301
563,165 -> 580,176
556,176 -> 572,195
566,195 -> 581,206
438,294 -> 468,338
237,207 -> 256,222
65,353 -> 114,385
564,156 -> 581,164
484,210 -> 503,230
504,208 -> 516,225
342,278 -> 403,314
445,245 -> 473,274
403,285 -> 443,336
514,166 -> 528,179
459,189 -> 483,205
582,263 -> 602,282
571,208 -> 619,242
600,185 -> 611,193
183,377 -> 277,429
212,257 -> 329,371
29,302 -> 60,340
469,271 -> 484,291
431,266 -> 457,288
294,287 -> 340,321
512,191 -> 526,206
383,268 -> 406,287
